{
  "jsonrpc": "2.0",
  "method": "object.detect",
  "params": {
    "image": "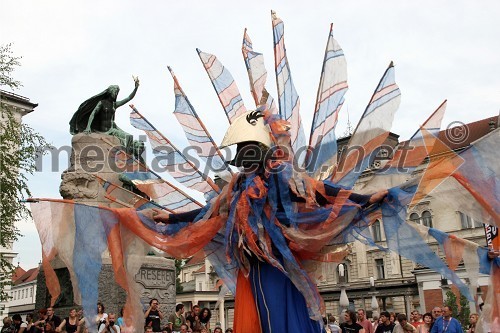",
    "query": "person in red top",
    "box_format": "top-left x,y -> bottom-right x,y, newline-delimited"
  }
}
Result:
410,311 -> 422,328
357,309 -> 373,333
